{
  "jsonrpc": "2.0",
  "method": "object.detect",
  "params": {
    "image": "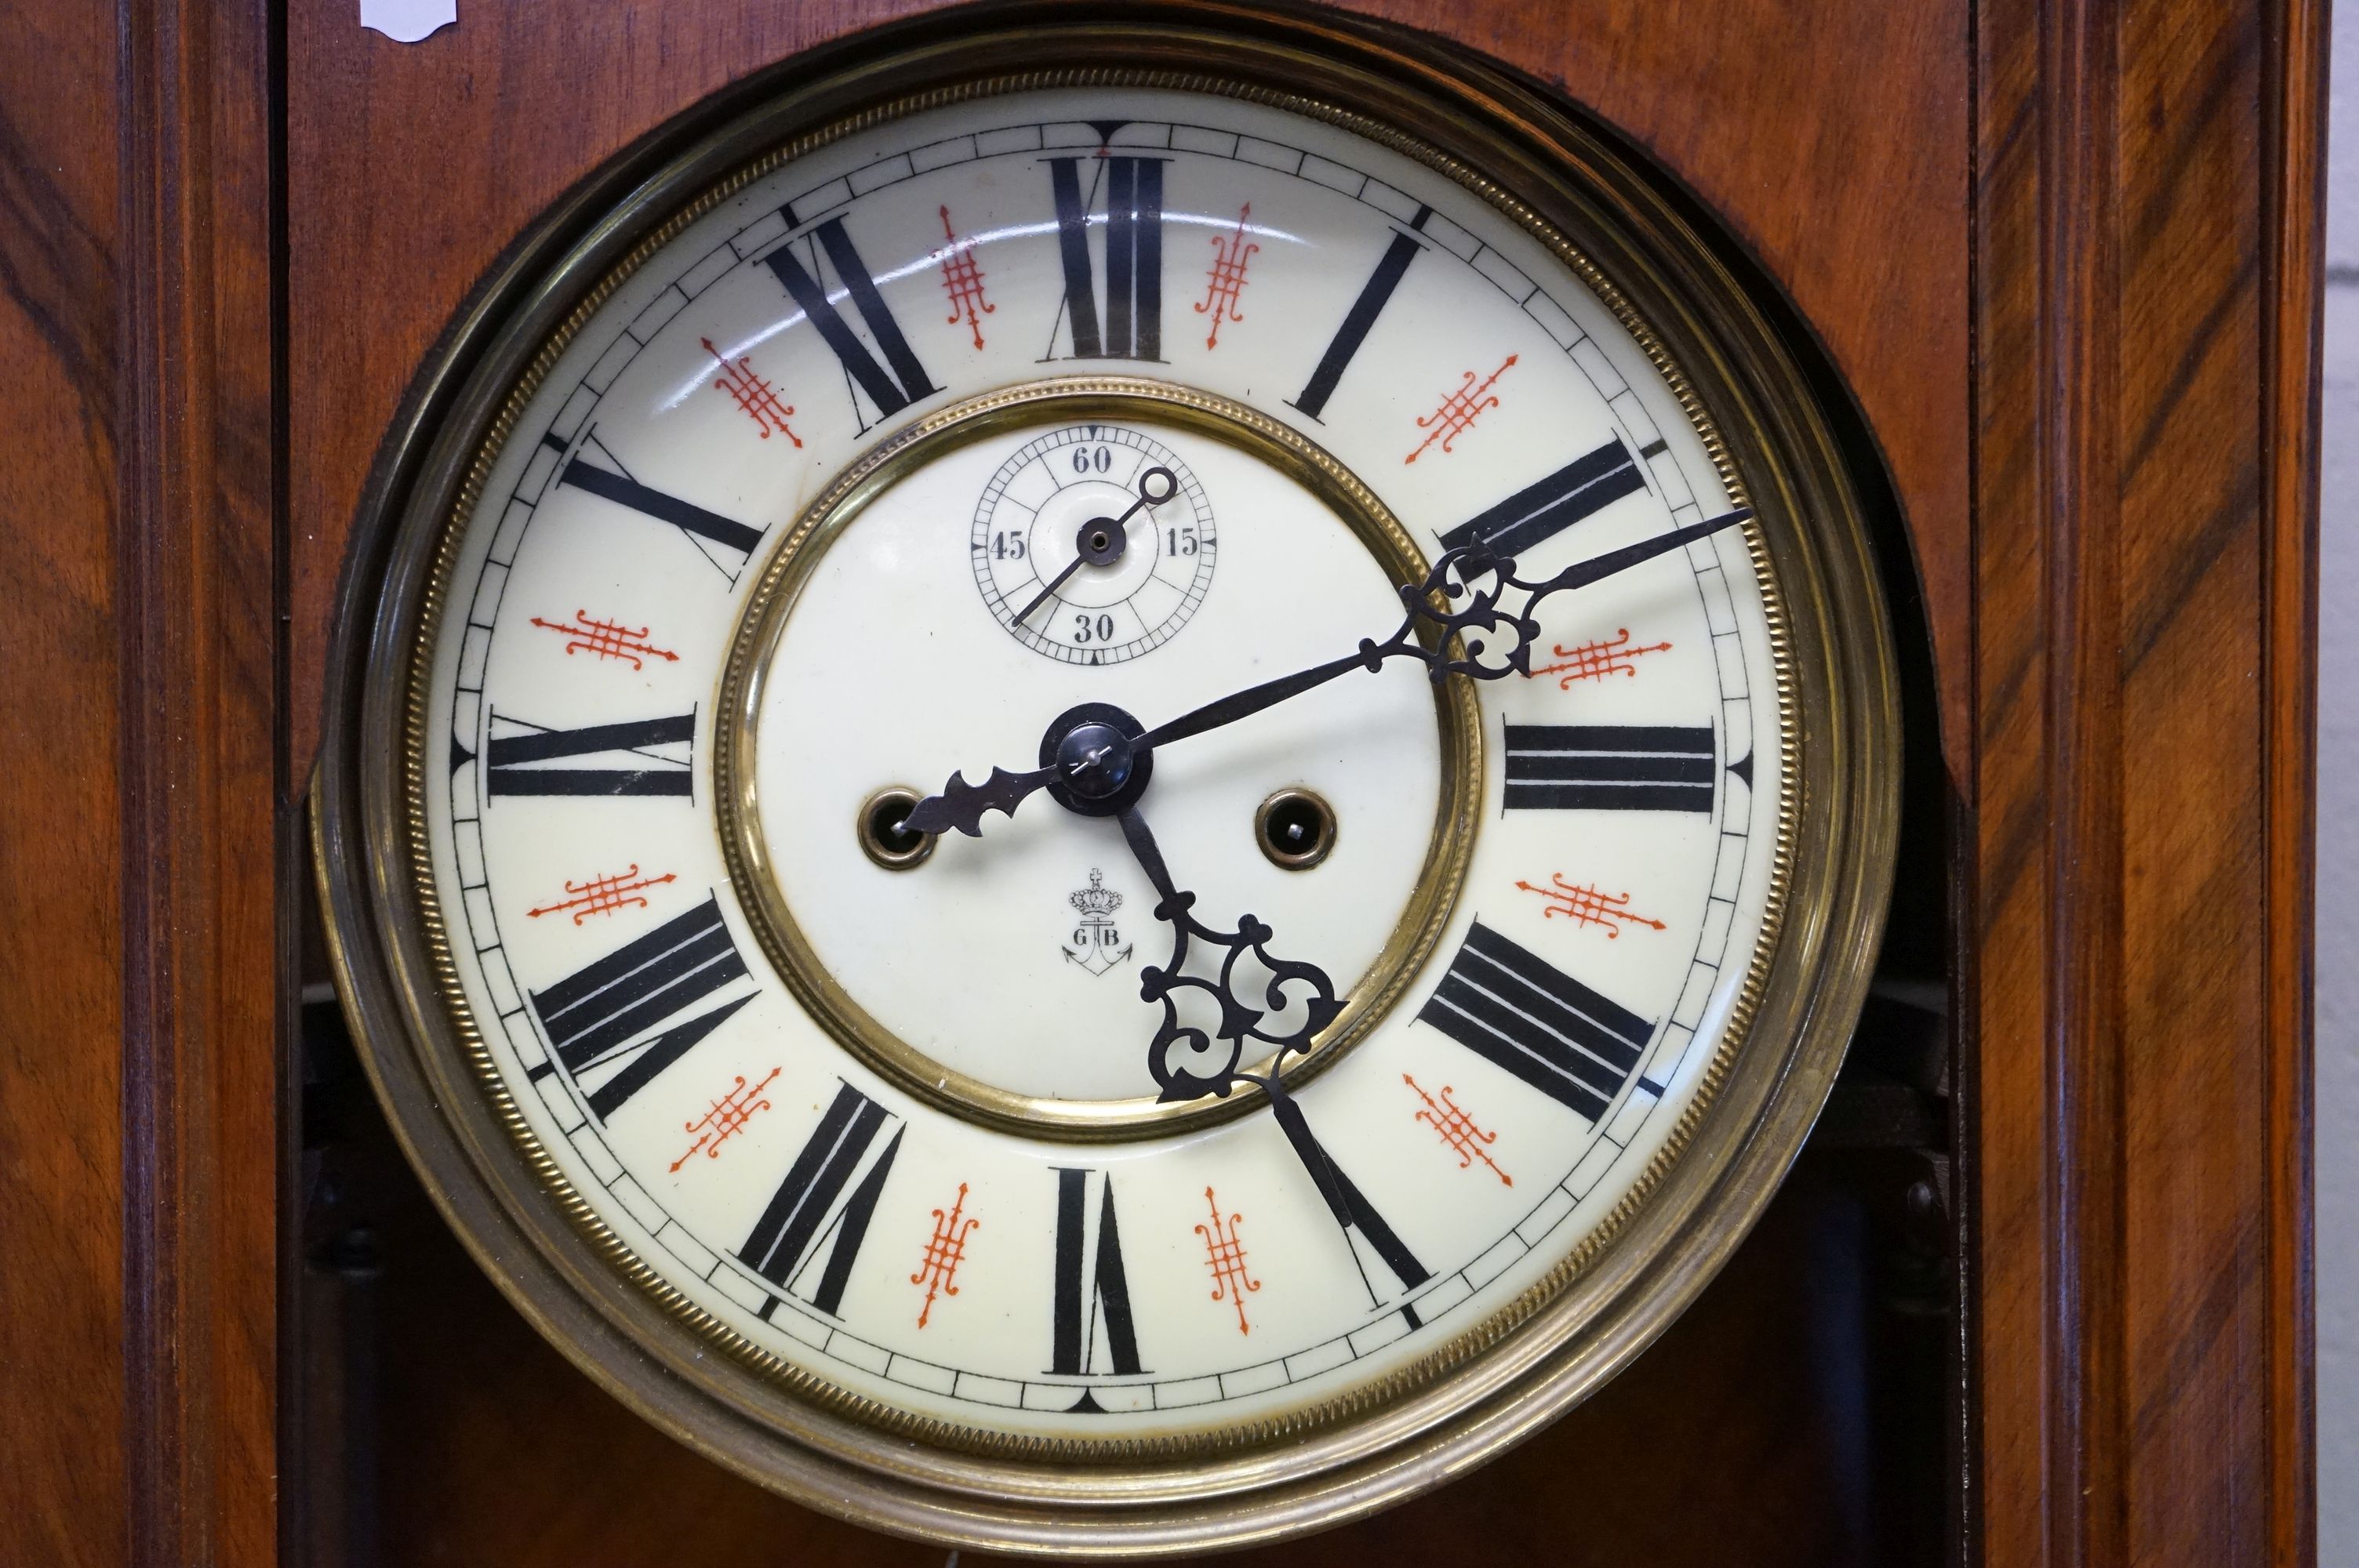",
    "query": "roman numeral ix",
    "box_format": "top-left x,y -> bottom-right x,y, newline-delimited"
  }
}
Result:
528,892 -> 752,1120
1050,1168 -> 1143,1377
1047,154 -> 1166,361
1418,921 -> 1652,1123
485,710 -> 695,798
1437,437 -> 1647,561
740,1081 -> 905,1318
1503,724 -> 1716,813
1289,205 -> 1432,421
764,213 -> 941,425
